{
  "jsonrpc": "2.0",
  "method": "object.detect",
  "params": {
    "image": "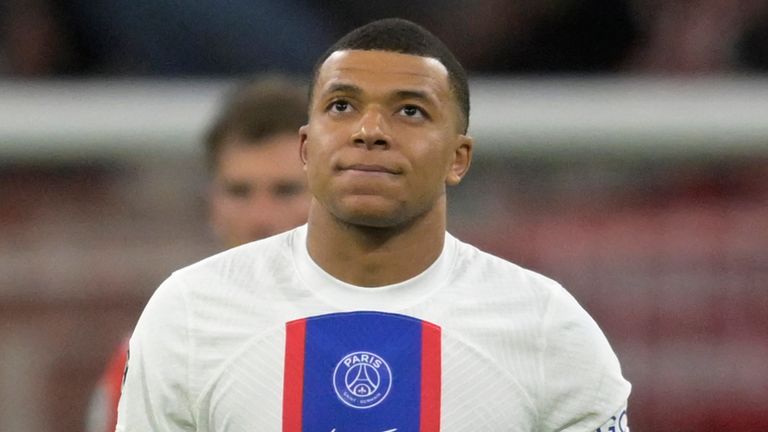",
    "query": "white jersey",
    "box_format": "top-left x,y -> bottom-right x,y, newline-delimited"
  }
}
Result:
116,225 -> 630,432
